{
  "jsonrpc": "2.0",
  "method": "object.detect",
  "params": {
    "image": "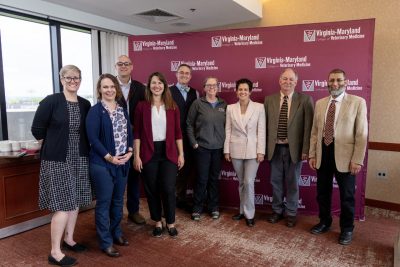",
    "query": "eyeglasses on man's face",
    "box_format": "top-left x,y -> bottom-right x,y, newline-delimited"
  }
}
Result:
328,78 -> 345,83
205,84 -> 218,88
116,62 -> 132,67
63,76 -> 81,83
